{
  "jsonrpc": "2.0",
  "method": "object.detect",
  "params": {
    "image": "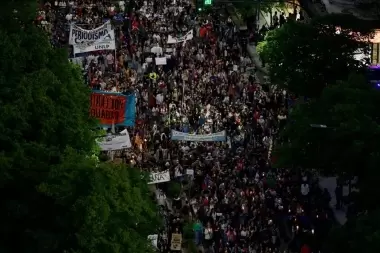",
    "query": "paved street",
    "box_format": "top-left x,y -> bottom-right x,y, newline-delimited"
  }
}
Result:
319,177 -> 348,225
